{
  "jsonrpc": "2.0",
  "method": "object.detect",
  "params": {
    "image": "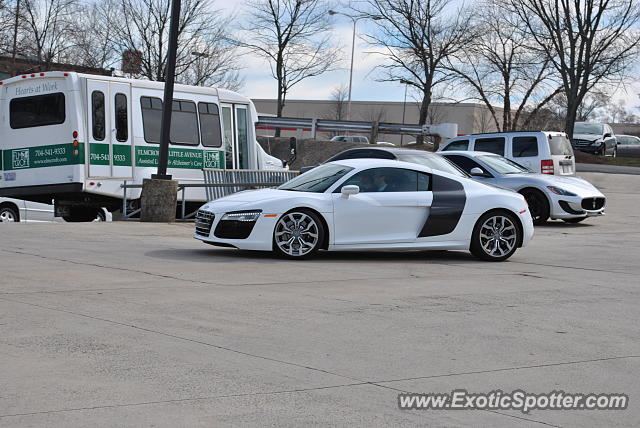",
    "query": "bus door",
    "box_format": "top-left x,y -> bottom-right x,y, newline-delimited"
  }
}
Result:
86,80 -> 133,178
110,82 -> 133,178
221,103 -> 250,169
